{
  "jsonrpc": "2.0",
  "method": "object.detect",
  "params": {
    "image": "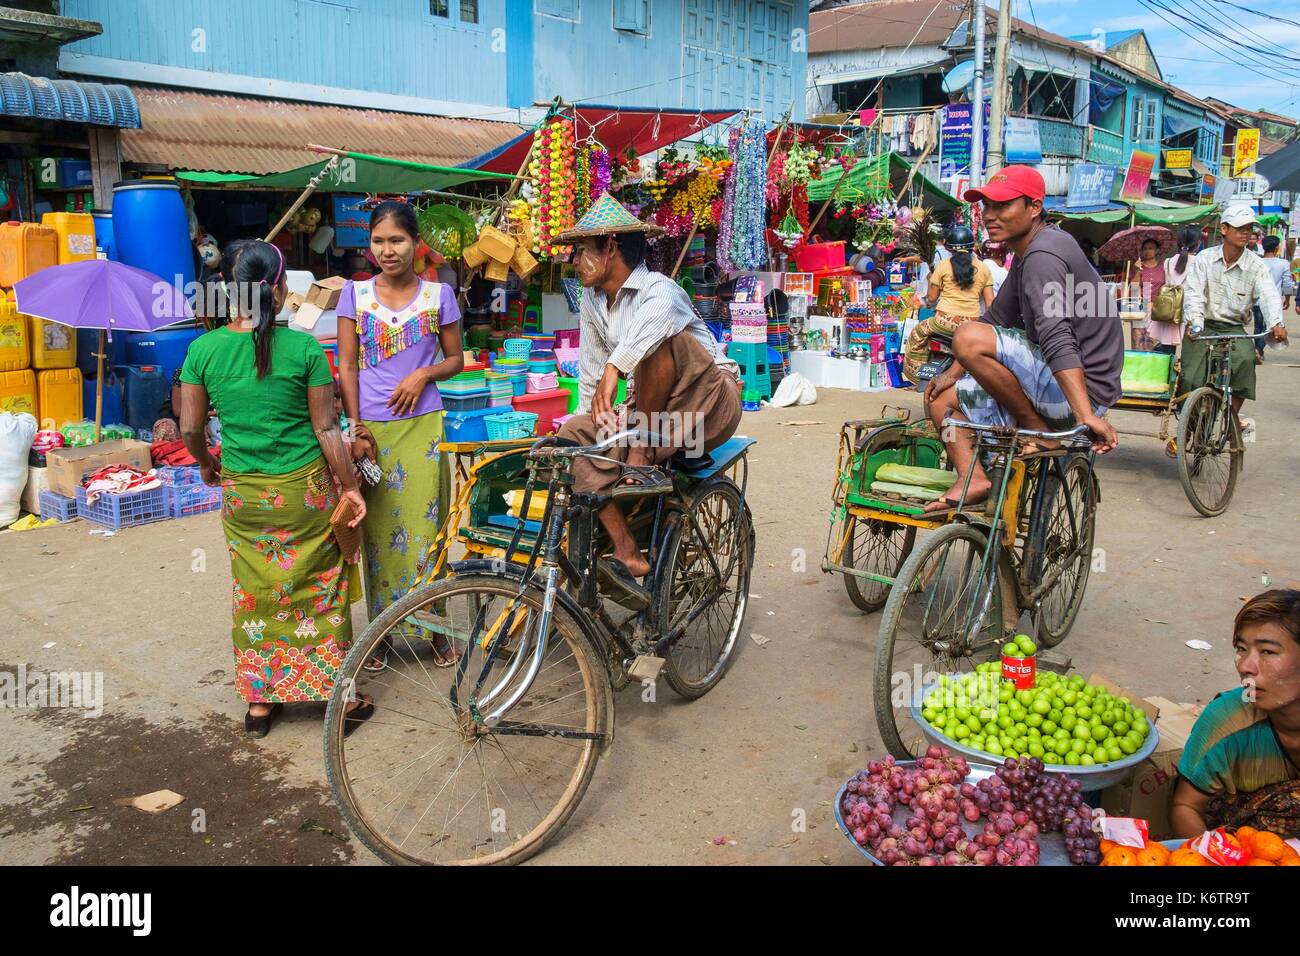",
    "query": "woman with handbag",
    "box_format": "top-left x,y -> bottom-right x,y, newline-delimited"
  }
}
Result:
179,240 -> 372,738
336,201 -> 464,671
1141,226 -> 1199,355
